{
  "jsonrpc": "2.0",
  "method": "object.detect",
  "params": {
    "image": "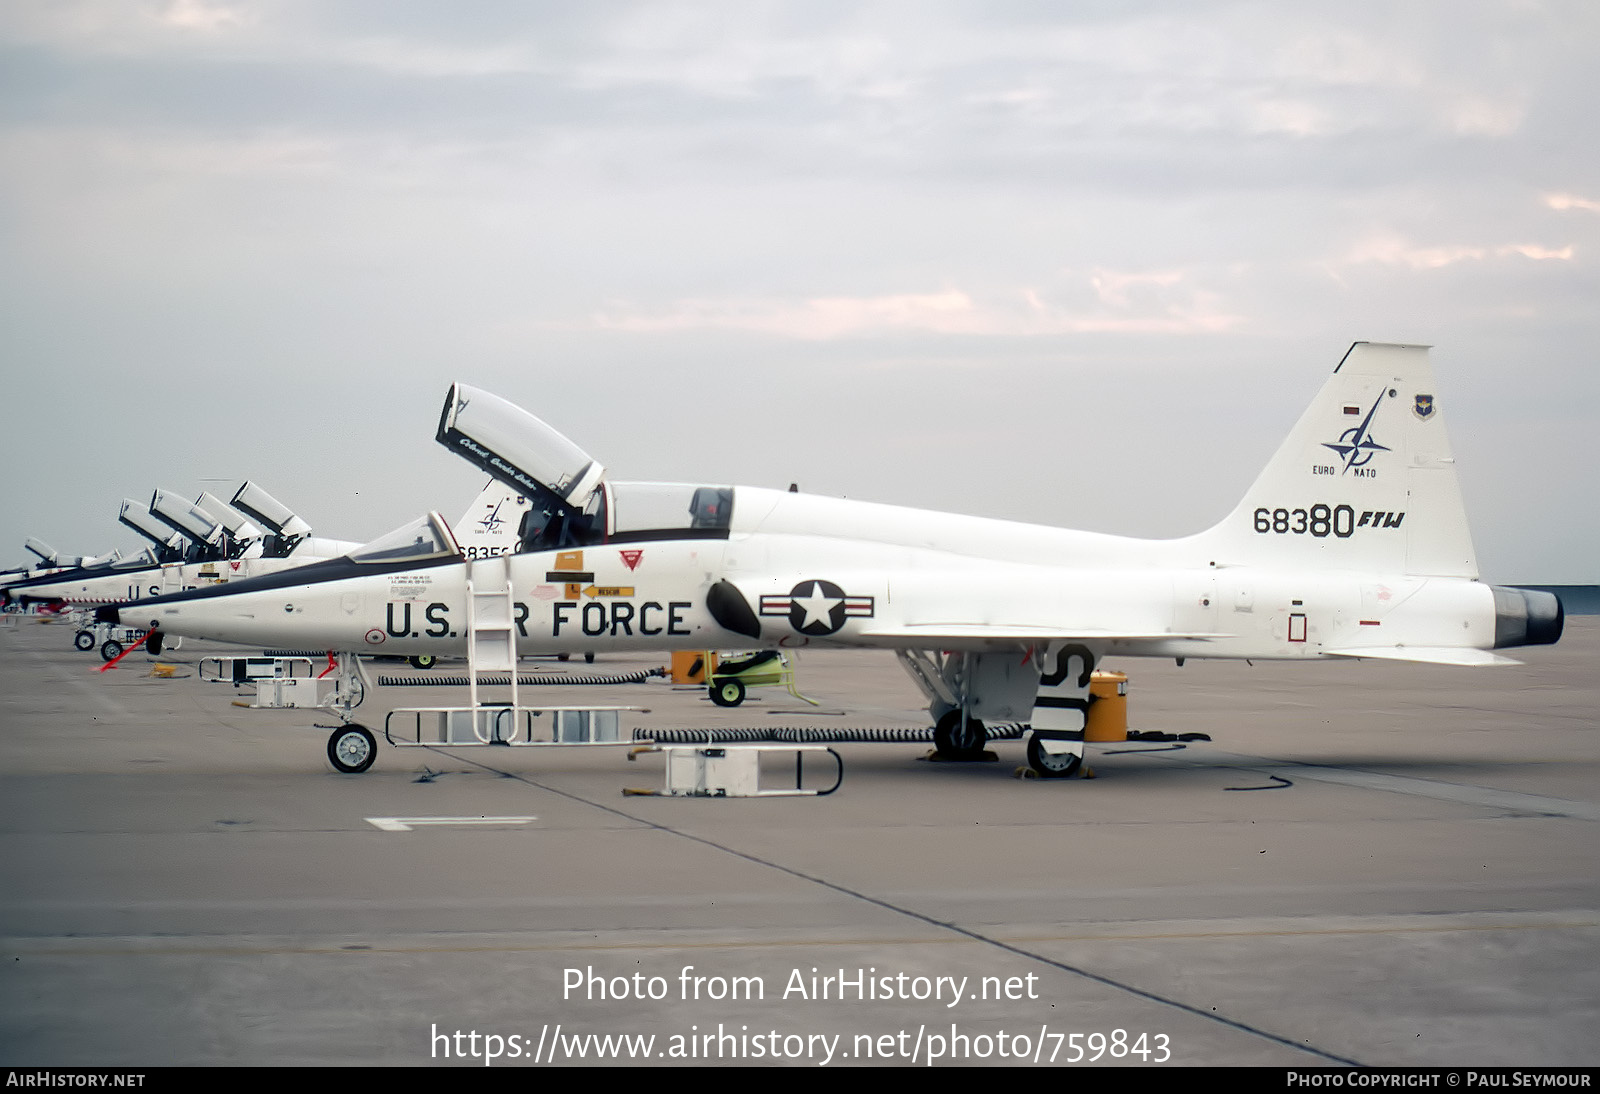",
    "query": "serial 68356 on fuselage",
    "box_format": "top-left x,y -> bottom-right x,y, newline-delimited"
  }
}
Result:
106,343 -> 1562,776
